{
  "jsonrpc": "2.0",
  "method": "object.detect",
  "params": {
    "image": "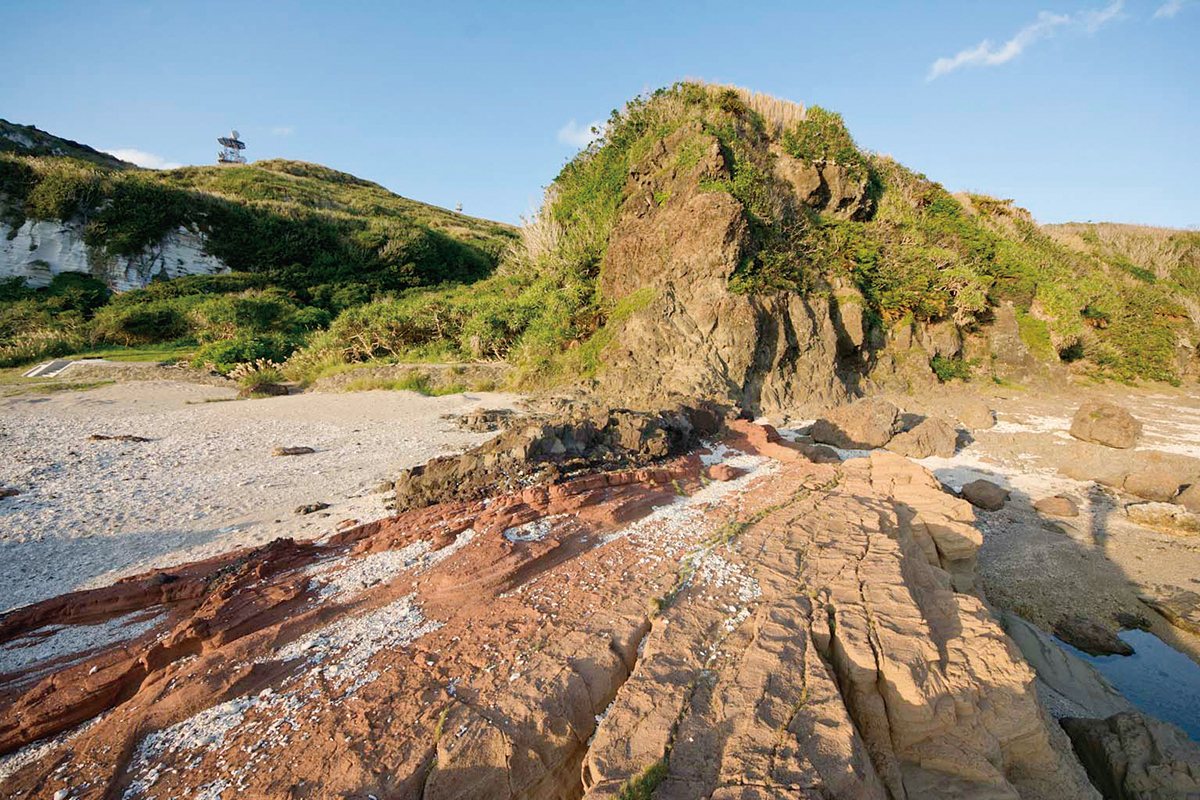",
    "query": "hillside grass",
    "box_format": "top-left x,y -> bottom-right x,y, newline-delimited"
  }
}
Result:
3,90 -> 1197,387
